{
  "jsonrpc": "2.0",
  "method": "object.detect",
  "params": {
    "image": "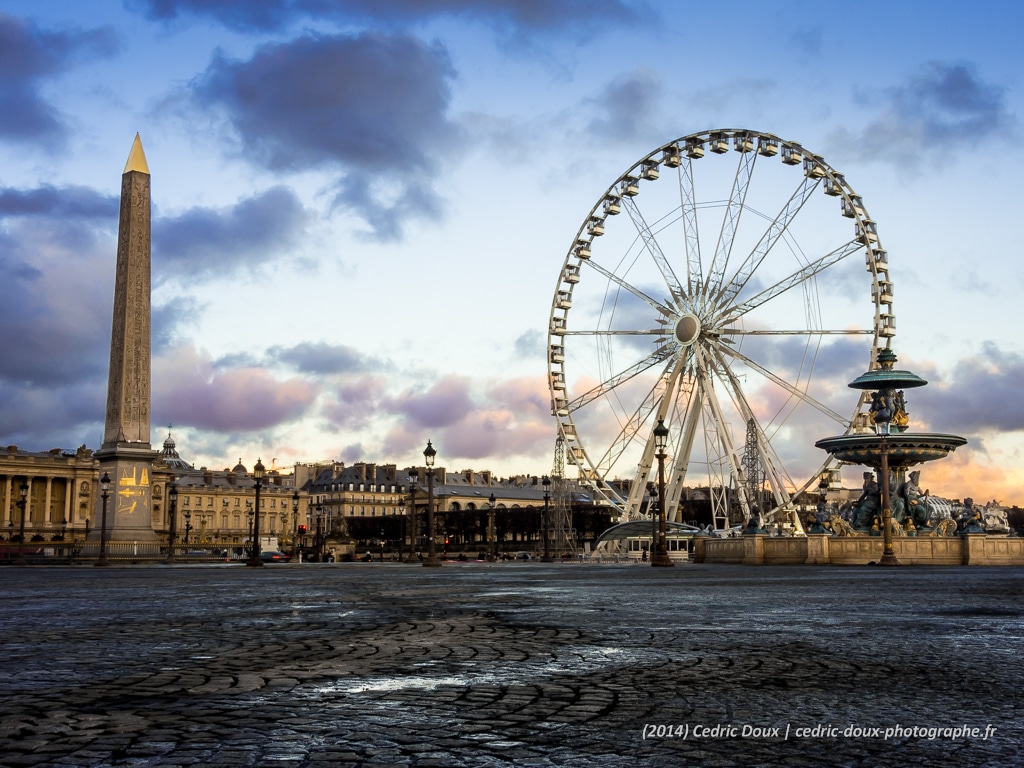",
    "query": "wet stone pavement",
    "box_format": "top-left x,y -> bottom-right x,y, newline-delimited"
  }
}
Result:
0,563 -> 1021,768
